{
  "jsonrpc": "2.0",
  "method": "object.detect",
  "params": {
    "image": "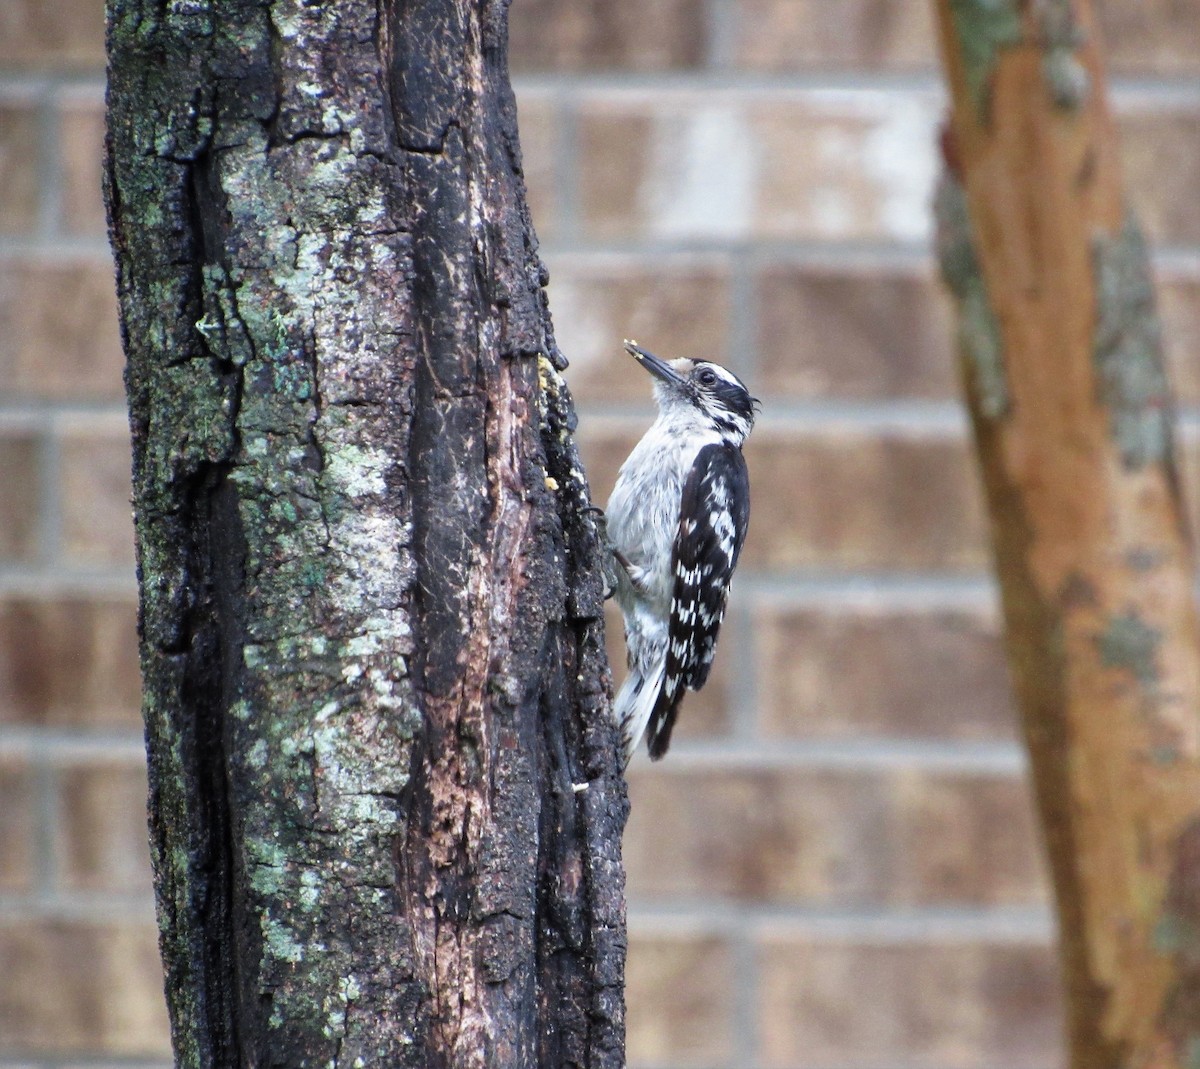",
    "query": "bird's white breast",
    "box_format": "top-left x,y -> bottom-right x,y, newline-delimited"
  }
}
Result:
607,414 -> 720,615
